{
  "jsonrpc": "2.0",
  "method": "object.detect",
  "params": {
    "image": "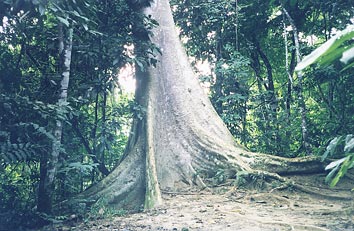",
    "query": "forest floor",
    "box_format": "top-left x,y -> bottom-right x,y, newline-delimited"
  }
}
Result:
41,173 -> 354,231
